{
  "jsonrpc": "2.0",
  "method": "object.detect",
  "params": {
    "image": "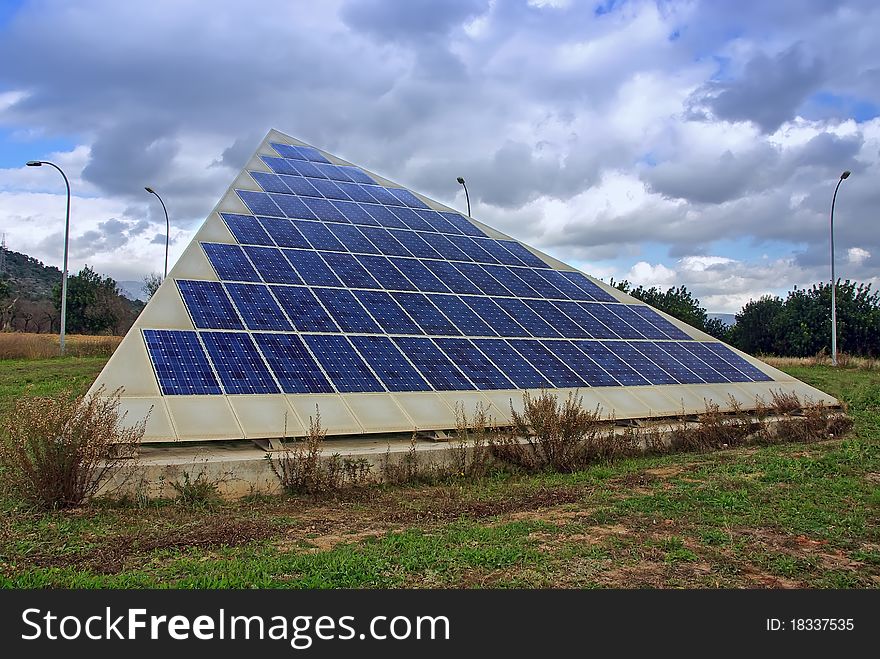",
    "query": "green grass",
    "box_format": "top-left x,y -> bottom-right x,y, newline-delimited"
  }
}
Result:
0,356 -> 106,411
0,358 -> 878,588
